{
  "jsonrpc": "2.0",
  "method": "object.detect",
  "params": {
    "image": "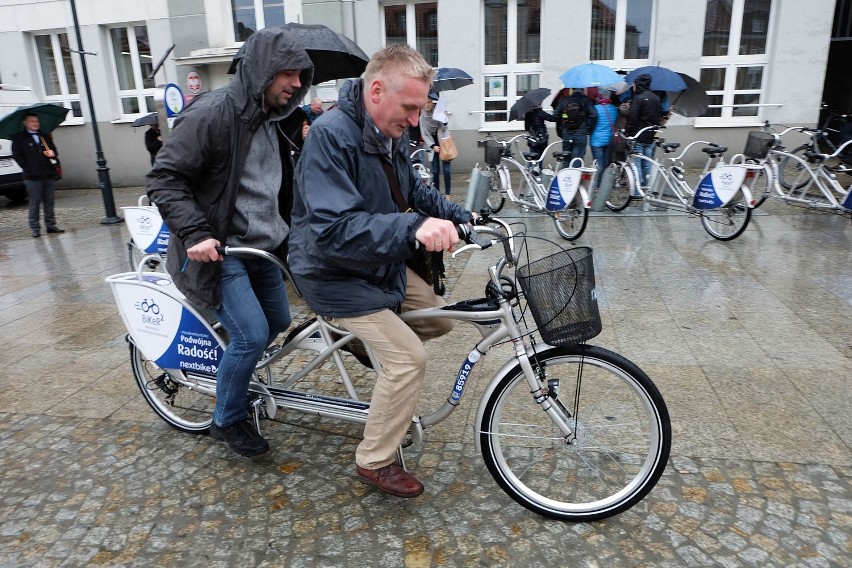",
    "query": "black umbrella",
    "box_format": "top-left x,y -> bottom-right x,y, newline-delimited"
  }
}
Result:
228,23 -> 368,84
131,113 -> 159,127
508,88 -> 551,121
669,73 -> 709,117
0,103 -> 69,139
431,67 -> 474,93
